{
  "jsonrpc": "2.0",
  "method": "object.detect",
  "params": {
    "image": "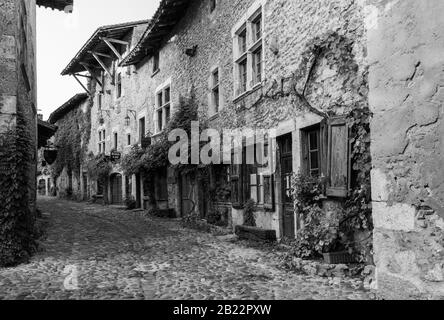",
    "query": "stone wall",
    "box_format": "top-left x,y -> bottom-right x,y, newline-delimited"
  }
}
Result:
0,0 -> 38,212
367,0 -> 444,299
